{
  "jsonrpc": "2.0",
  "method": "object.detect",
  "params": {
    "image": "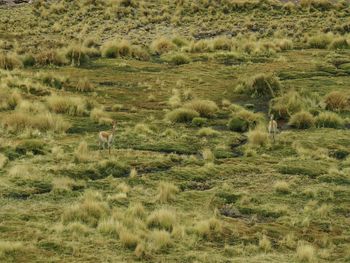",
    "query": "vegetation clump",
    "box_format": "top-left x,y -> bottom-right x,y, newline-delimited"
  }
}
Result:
236,74 -> 281,98
288,111 -> 315,129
